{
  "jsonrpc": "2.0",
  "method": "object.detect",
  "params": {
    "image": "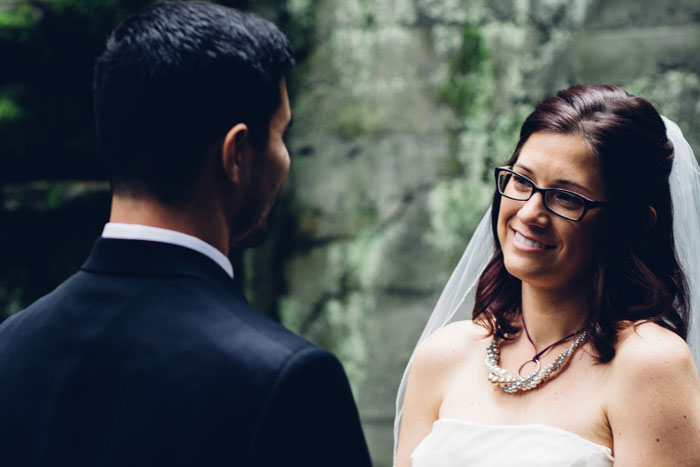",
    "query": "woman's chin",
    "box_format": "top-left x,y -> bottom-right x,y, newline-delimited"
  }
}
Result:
503,258 -> 556,287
